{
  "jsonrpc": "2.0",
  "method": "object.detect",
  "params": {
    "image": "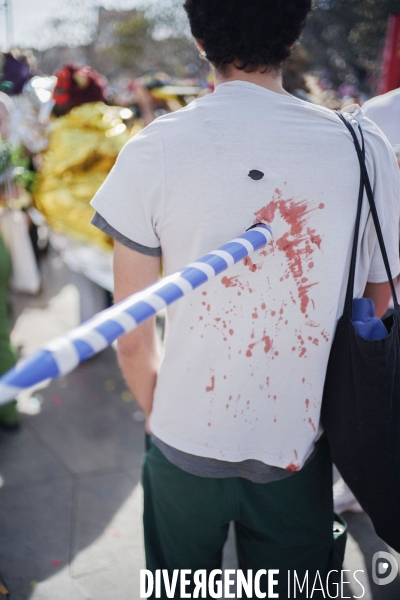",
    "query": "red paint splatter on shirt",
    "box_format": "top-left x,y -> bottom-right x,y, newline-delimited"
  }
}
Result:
262,335 -> 272,353
308,417 -> 316,432
321,329 -> 330,342
221,275 -> 241,288
305,399 -> 310,410
286,463 -> 300,472
254,190 -> 324,315
243,256 -> 262,272
261,302 -> 266,310
206,376 -> 215,392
